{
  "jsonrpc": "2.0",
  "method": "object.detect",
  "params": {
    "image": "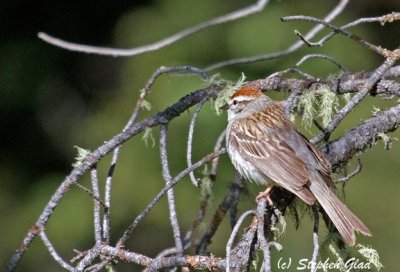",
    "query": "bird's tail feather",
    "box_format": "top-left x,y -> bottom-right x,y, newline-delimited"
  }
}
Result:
309,173 -> 371,246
